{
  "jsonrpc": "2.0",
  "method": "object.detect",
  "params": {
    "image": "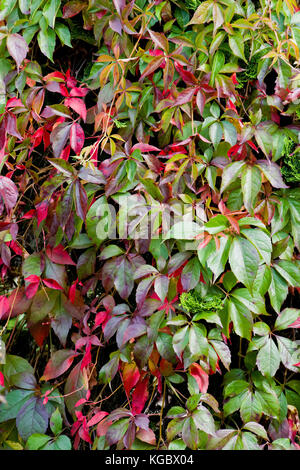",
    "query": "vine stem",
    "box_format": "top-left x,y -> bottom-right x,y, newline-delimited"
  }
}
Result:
157,379 -> 166,449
